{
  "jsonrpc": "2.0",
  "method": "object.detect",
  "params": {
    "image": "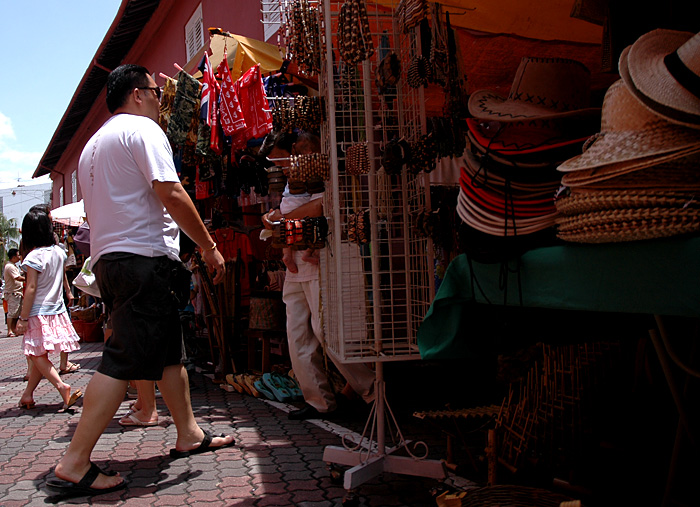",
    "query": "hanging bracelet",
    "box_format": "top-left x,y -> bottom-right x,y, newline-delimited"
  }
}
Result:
208,242 -> 217,251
